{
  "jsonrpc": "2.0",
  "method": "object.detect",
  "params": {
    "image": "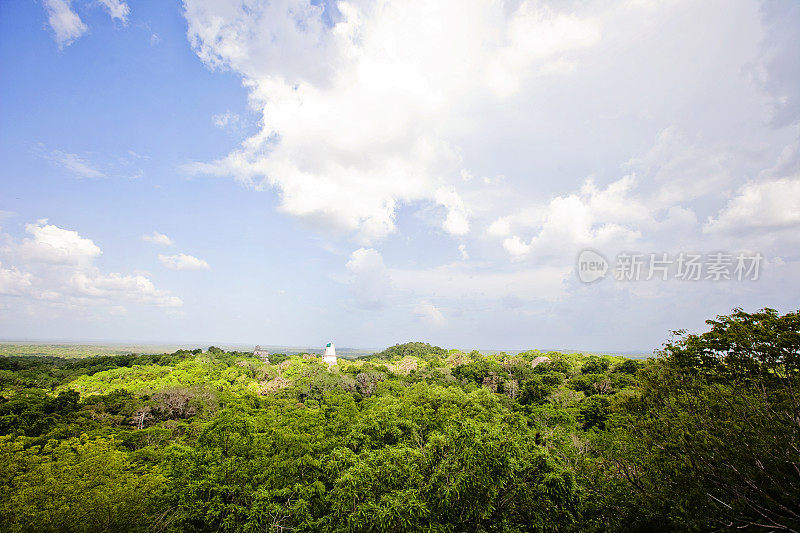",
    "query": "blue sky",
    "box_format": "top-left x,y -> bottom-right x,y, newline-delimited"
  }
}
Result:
0,0 -> 798,352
